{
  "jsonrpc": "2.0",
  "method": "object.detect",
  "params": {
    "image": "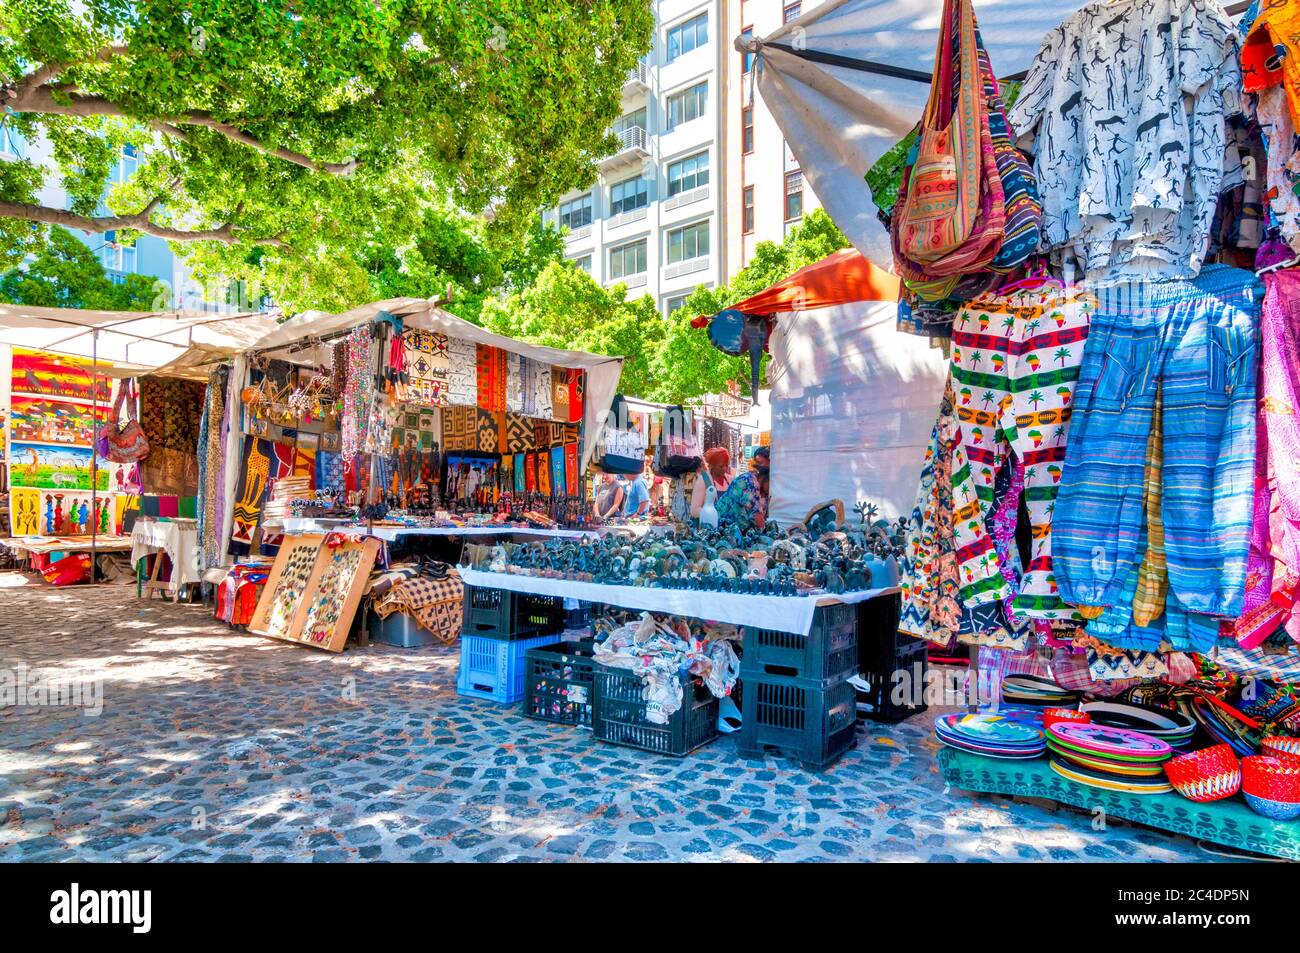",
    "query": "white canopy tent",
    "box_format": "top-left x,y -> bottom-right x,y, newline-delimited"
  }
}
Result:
0,304 -> 277,379
740,0 -> 1250,267
249,297 -> 625,471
